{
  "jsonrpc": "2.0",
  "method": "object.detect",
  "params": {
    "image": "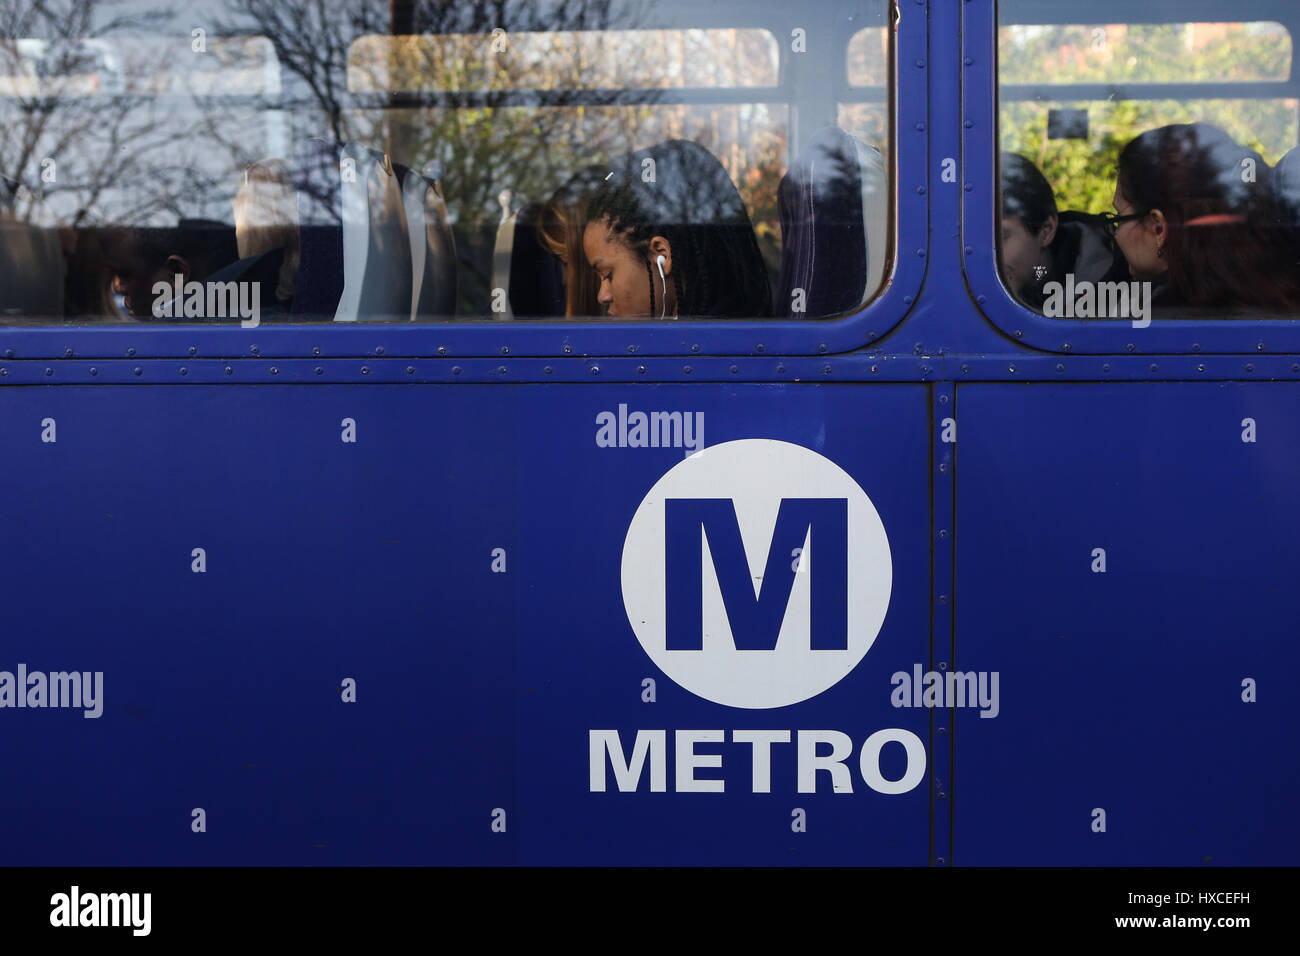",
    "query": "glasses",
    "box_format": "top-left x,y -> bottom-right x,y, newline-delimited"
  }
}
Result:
1099,210 -> 1147,237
